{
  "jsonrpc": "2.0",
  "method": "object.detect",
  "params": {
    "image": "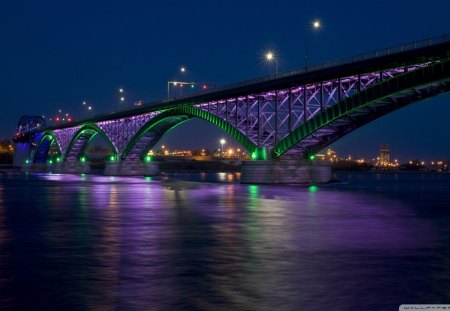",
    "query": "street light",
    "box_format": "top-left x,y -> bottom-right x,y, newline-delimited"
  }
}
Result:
116,88 -> 125,113
167,67 -> 189,100
220,138 -> 226,154
265,51 -> 279,74
167,81 -> 195,100
305,19 -> 321,70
